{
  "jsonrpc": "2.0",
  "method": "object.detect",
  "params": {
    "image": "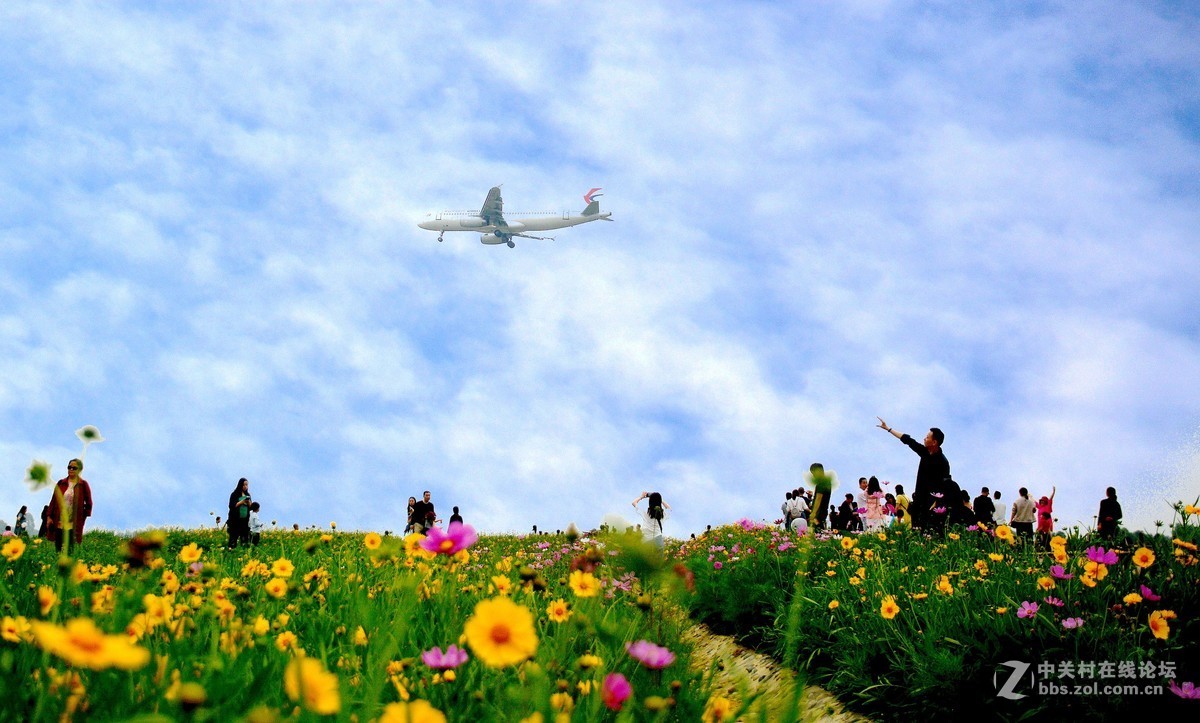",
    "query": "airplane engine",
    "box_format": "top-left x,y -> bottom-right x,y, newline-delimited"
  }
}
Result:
480,233 -> 506,245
